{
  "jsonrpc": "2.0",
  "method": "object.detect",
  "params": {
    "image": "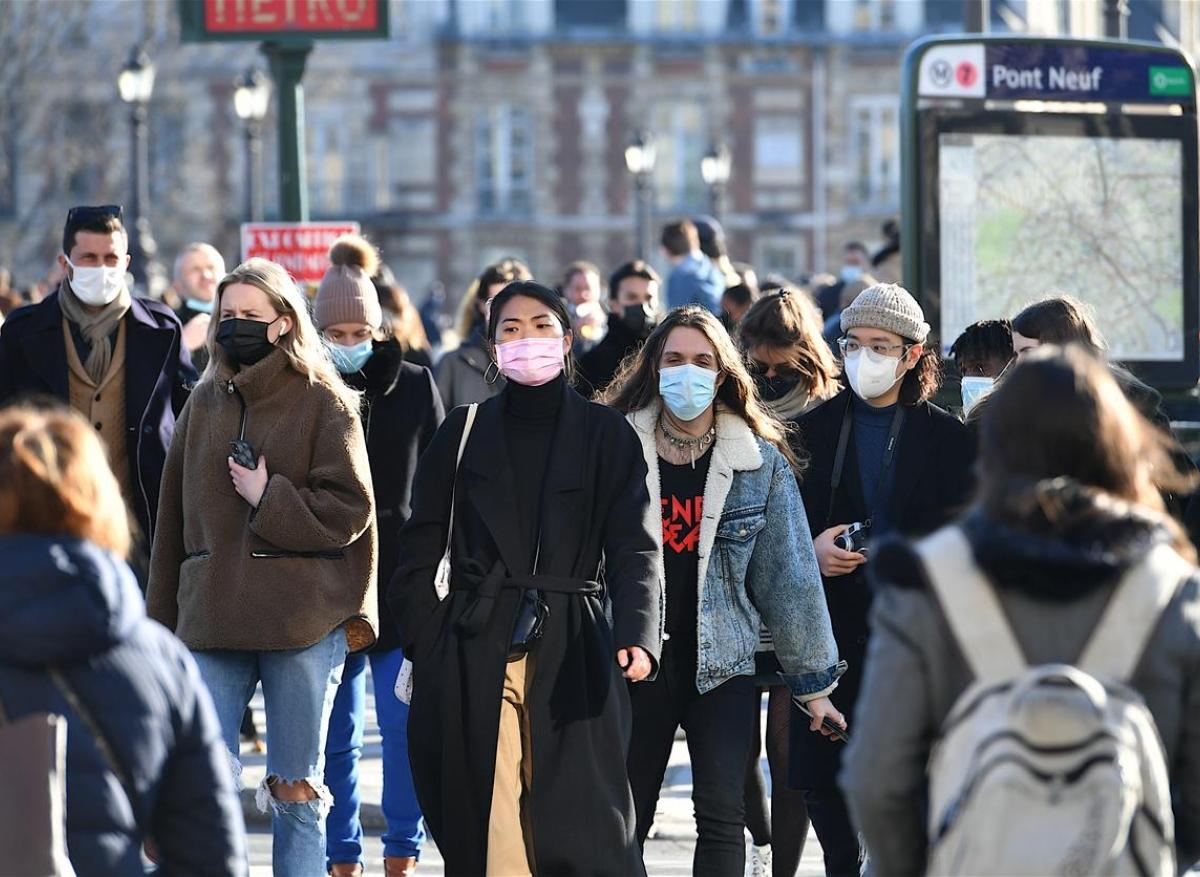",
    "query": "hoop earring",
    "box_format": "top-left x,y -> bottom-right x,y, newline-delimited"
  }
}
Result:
484,360 -> 501,385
